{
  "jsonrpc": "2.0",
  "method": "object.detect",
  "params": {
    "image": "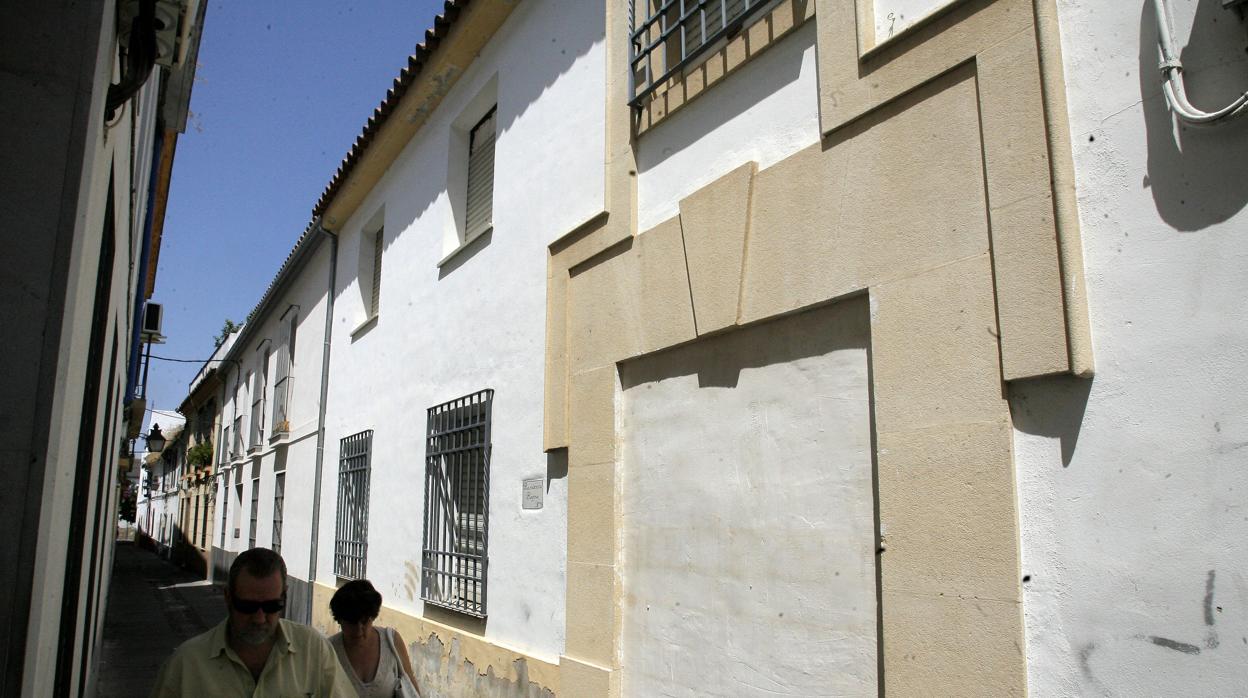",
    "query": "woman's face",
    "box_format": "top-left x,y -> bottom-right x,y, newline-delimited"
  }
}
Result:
339,615 -> 374,642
